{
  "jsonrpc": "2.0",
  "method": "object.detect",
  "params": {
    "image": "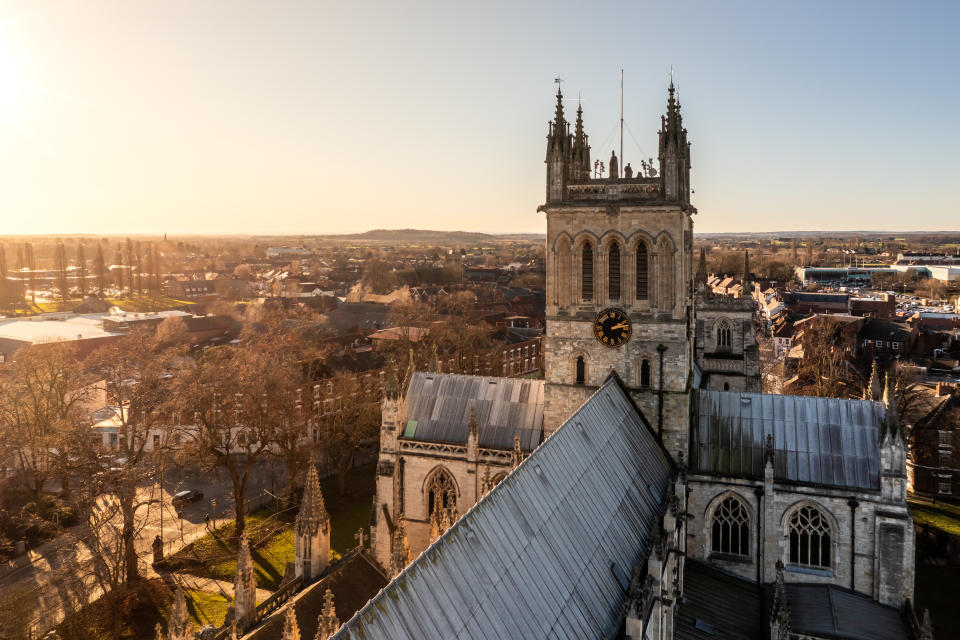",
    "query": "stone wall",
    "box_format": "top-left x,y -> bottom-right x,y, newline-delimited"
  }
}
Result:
685,475 -> 915,605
